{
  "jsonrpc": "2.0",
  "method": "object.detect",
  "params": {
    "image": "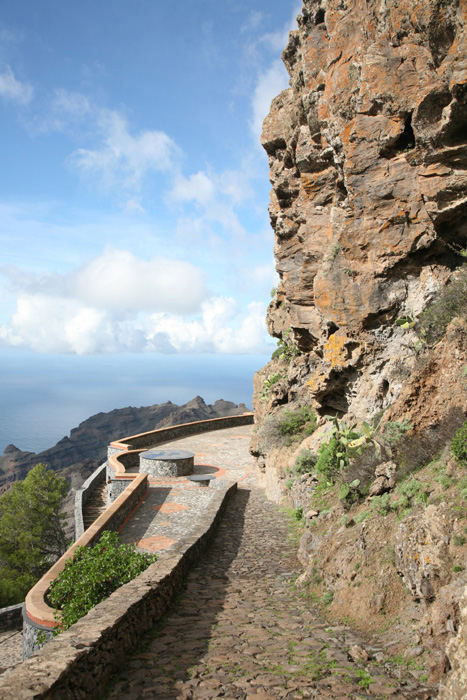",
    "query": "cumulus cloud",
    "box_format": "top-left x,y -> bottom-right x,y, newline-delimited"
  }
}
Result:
2,248 -> 207,314
250,59 -> 289,139
0,250 -> 272,355
170,172 -> 215,207
146,298 -> 270,354
0,292 -> 271,356
0,65 -> 33,104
